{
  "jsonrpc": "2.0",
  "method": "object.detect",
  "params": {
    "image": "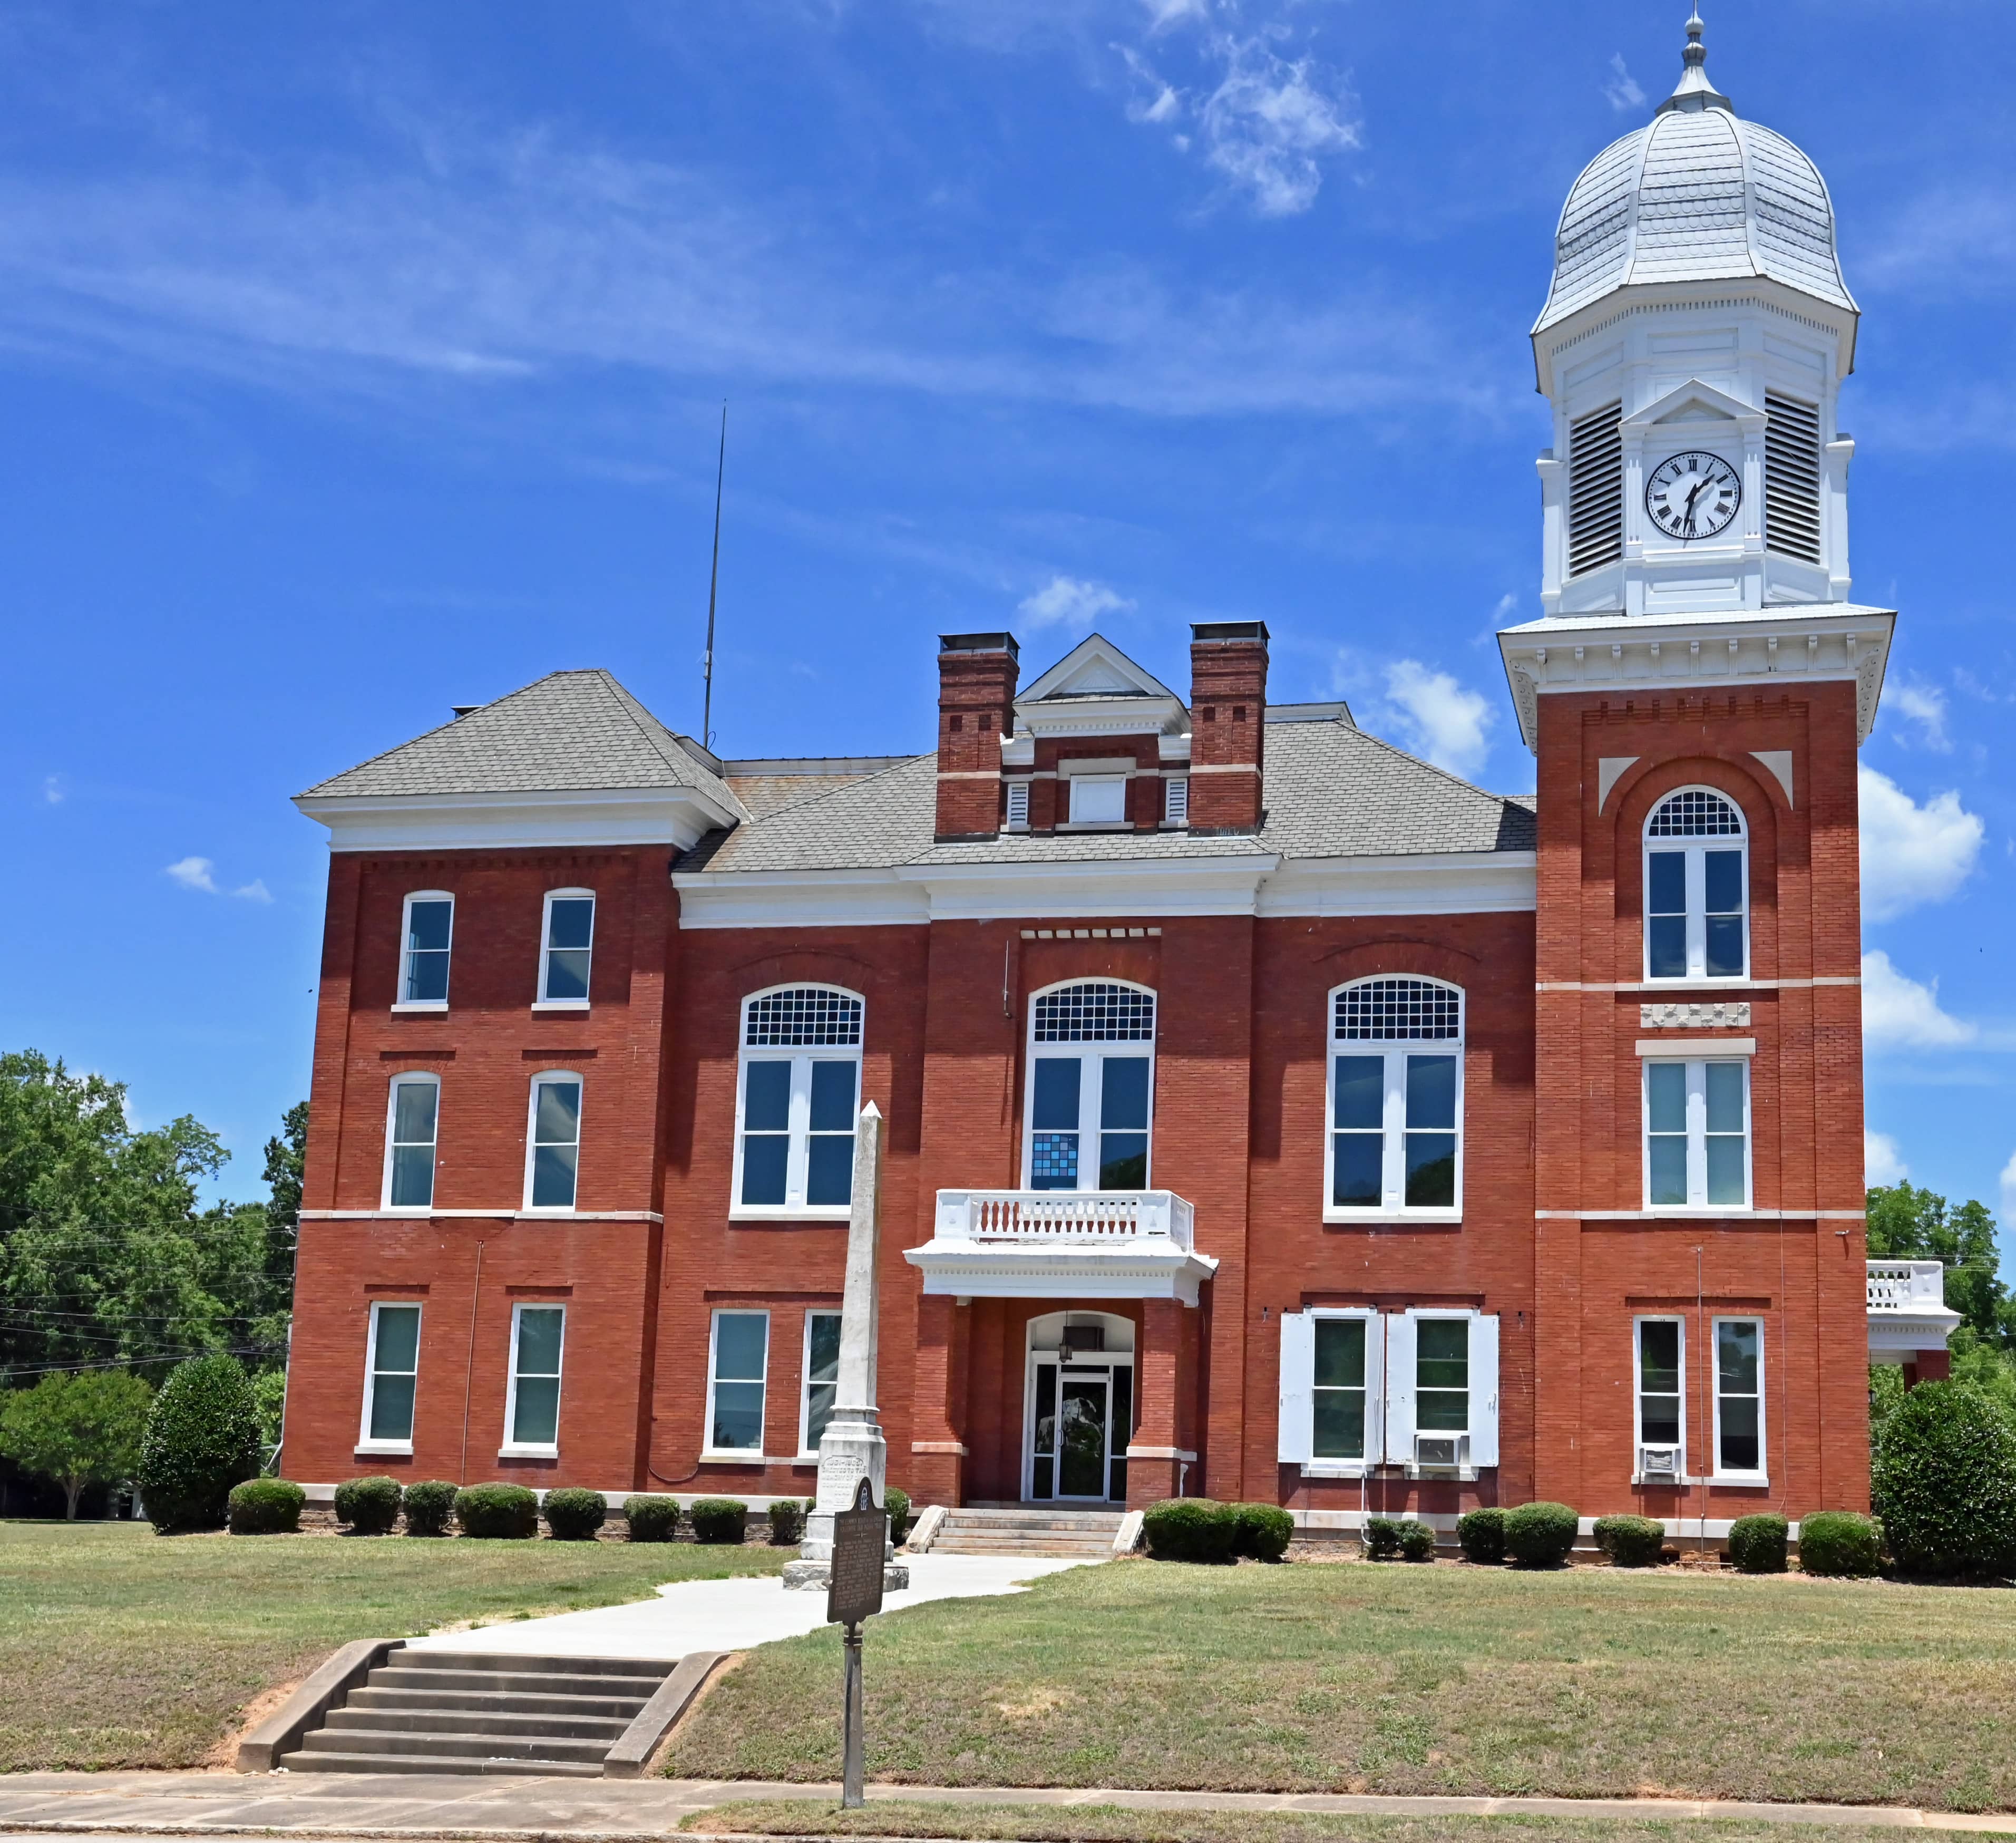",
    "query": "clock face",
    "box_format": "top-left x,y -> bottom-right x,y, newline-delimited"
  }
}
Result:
1645,451 -> 1741,541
